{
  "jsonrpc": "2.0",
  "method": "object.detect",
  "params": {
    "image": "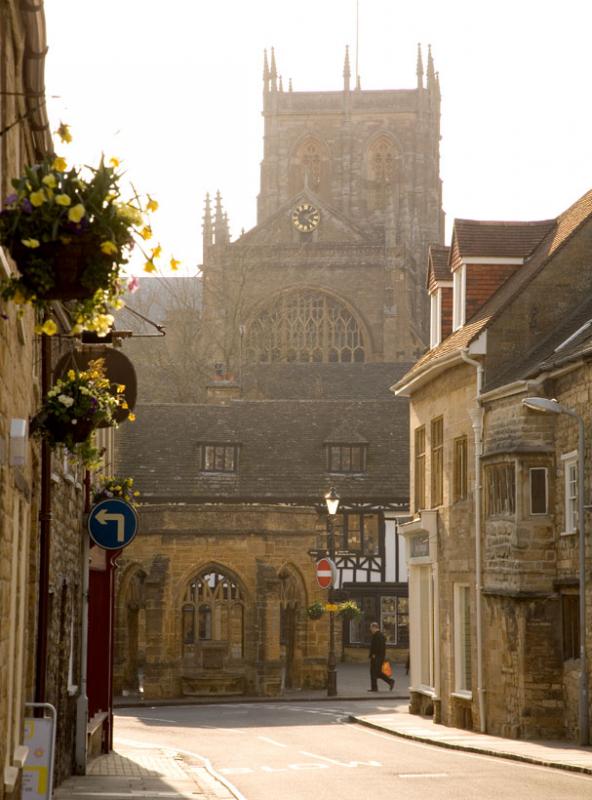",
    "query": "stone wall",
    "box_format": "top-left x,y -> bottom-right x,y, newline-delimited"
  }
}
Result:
113,503 -> 333,699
